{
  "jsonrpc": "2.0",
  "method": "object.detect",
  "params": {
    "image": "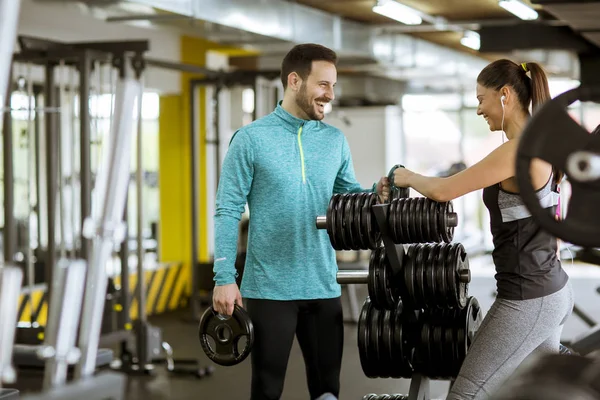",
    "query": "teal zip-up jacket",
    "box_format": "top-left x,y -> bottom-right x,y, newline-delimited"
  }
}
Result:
213,103 -> 375,300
